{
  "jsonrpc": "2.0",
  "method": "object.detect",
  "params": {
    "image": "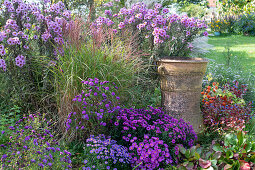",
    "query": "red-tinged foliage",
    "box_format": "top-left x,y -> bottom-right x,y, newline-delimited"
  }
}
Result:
201,81 -> 253,132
